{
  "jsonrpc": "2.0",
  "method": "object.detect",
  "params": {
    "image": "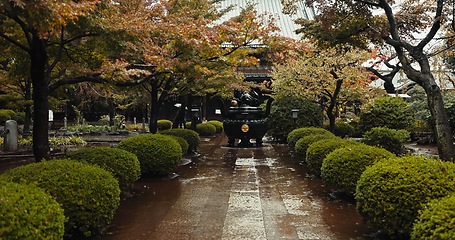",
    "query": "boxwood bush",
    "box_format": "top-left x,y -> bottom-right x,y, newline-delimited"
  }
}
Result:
411,194 -> 455,239
160,129 -> 200,152
0,160 -> 120,238
294,133 -> 337,157
287,127 -> 333,148
321,144 -> 394,197
333,121 -> 356,137
66,147 -> 141,190
167,135 -> 189,155
267,95 -> 324,142
362,127 -> 410,155
157,119 -> 173,131
306,138 -> 359,176
196,122 -> 217,136
208,120 -> 223,133
0,109 -> 18,124
355,156 -> 455,238
0,181 -> 65,239
117,134 -> 182,175
359,96 -> 415,132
